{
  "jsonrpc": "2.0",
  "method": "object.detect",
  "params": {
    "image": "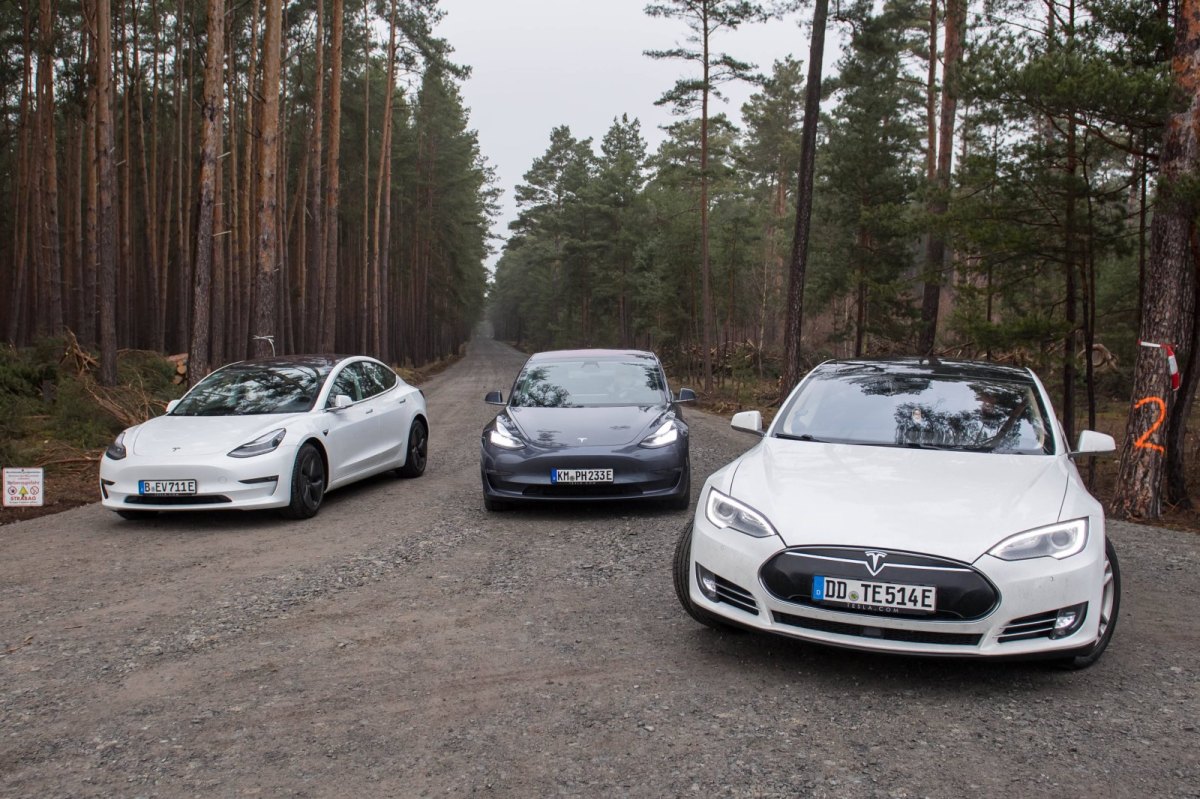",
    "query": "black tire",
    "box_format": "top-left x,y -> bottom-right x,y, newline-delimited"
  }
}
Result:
665,461 -> 691,511
116,509 -> 156,521
397,419 -> 428,478
672,523 -> 738,631
1056,537 -> 1121,670
280,443 -> 326,520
